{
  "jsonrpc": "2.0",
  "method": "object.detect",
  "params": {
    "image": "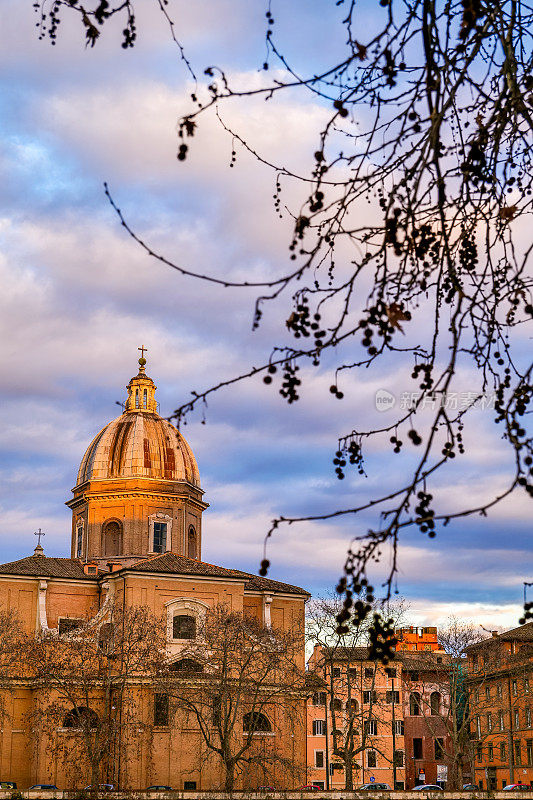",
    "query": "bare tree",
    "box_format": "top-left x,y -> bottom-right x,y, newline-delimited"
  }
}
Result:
0,611 -> 27,721
157,604 -> 306,791
33,0 -> 533,638
26,602 -> 166,794
307,595 -> 407,788
438,616 -> 488,658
